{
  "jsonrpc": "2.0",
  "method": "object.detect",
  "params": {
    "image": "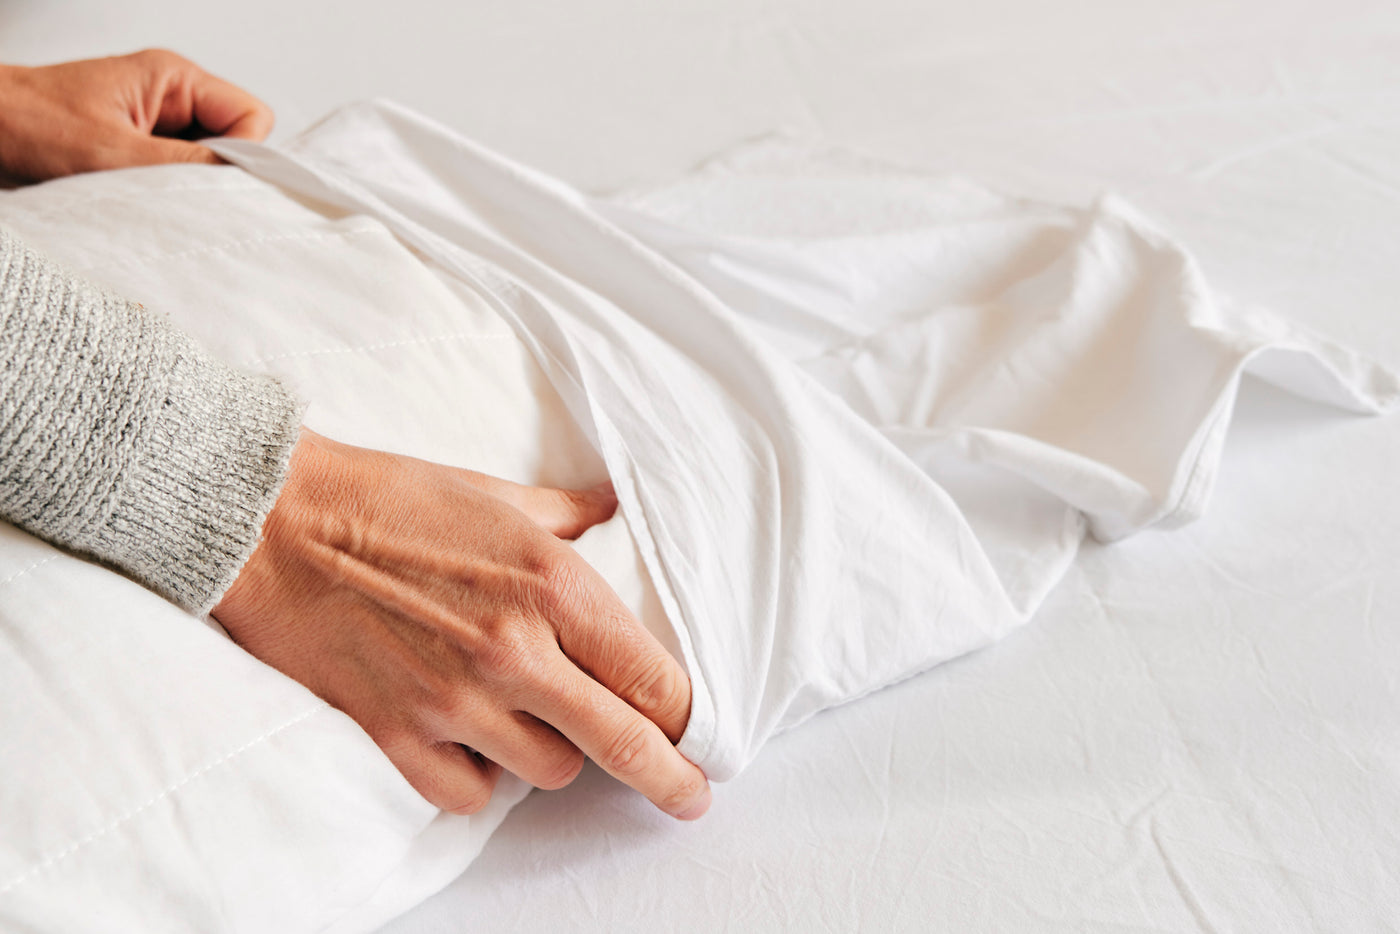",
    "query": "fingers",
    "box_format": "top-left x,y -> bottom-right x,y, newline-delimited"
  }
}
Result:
222,434 -> 702,820
529,657 -> 711,820
0,50 -> 272,180
439,472 -> 690,743
134,49 -> 274,143
117,135 -> 224,168
455,470 -> 618,541
383,735 -> 502,816
183,65 -> 275,140
523,485 -> 618,540
544,555 -> 692,743
448,710 -> 586,791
